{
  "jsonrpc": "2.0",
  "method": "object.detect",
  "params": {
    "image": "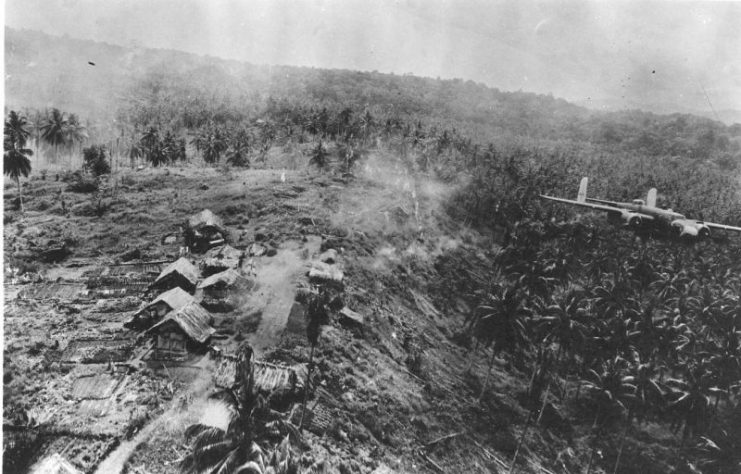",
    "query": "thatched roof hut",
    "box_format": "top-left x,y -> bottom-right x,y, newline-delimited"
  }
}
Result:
150,257 -> 199,294
149,301 -> 214,343
186,209 -> 227,253
148,301 -> 215,358
125,287 -> 194,330
188,209 -> 225,233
